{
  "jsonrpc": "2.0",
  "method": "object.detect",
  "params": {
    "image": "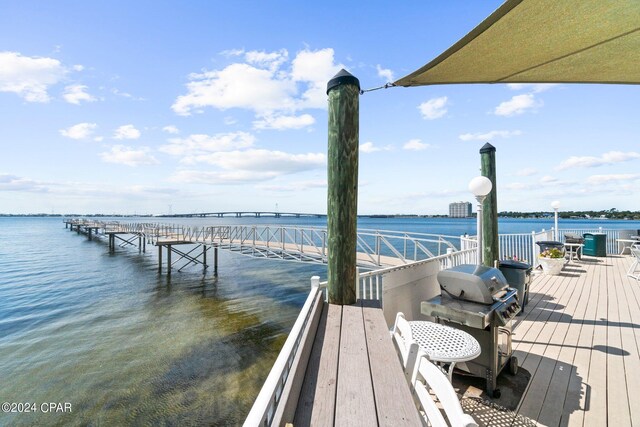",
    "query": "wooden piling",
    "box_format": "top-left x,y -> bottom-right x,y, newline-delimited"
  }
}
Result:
480,143 -> 499,267
158,245 -> 163,273
167,244 -> 172,274
214,246 -> 218,275
326,69 -> 360,305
